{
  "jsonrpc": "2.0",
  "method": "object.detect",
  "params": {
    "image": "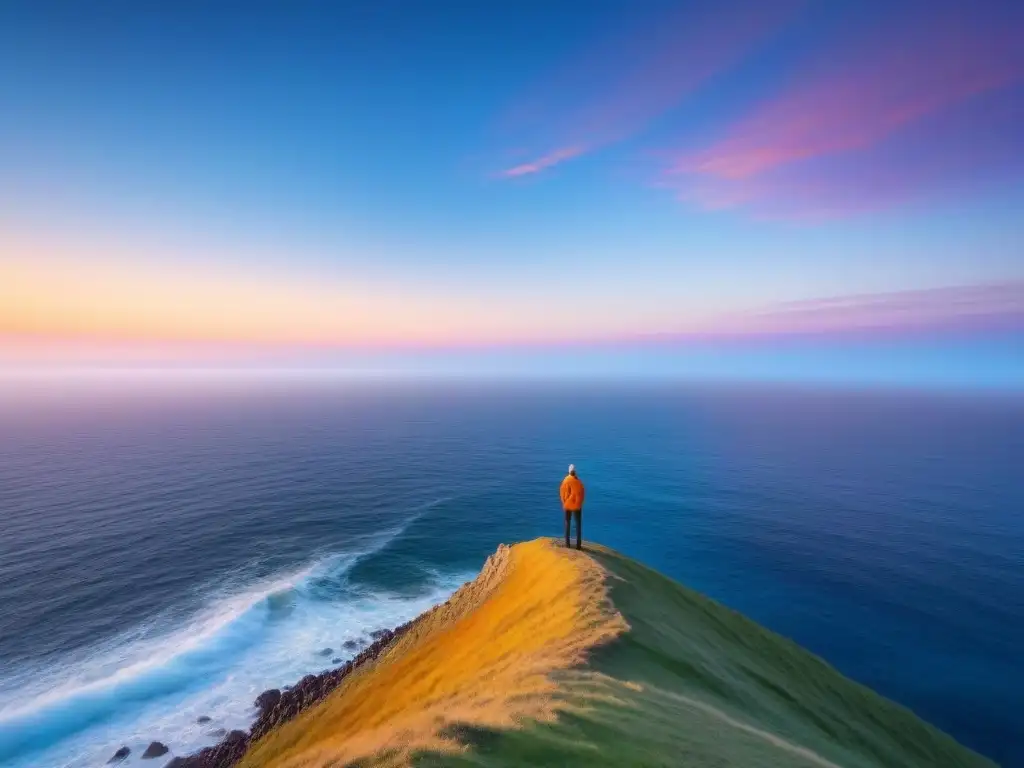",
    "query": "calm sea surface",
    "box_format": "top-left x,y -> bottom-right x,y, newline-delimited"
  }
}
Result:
0,381 -> 1021,766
